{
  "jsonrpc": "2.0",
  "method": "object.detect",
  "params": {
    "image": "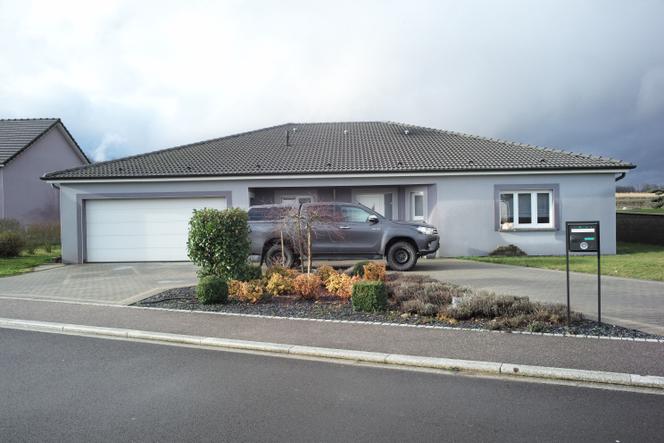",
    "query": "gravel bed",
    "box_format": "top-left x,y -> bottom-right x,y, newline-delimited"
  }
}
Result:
135,286 -> 663,340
